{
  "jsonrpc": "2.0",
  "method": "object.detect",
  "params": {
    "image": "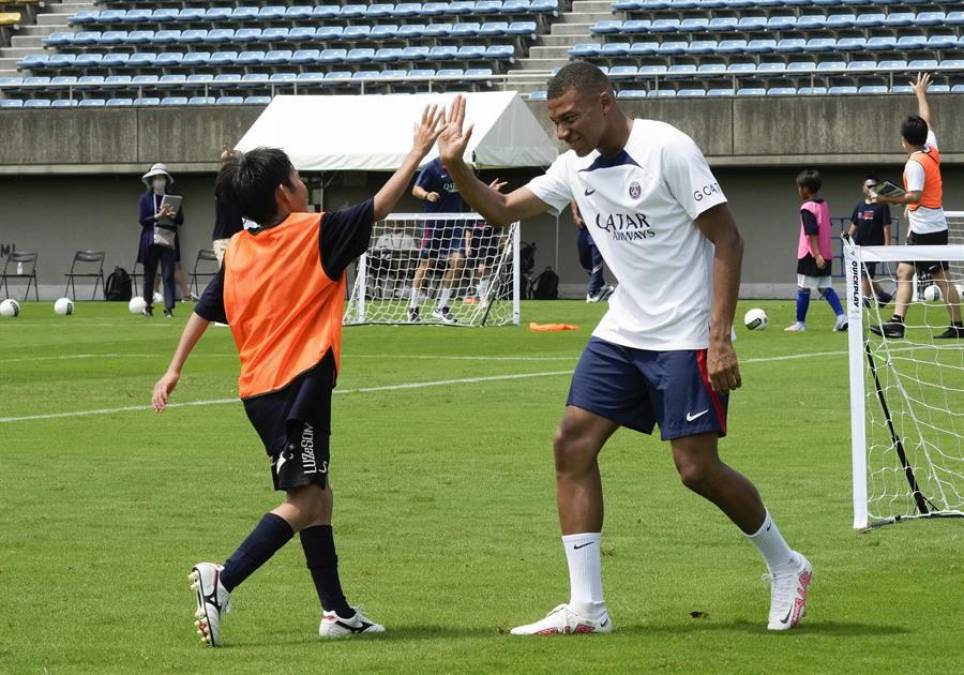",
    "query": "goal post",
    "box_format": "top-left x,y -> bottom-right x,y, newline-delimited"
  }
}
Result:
844,239 -> 964,529
343,213 -> 521,327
